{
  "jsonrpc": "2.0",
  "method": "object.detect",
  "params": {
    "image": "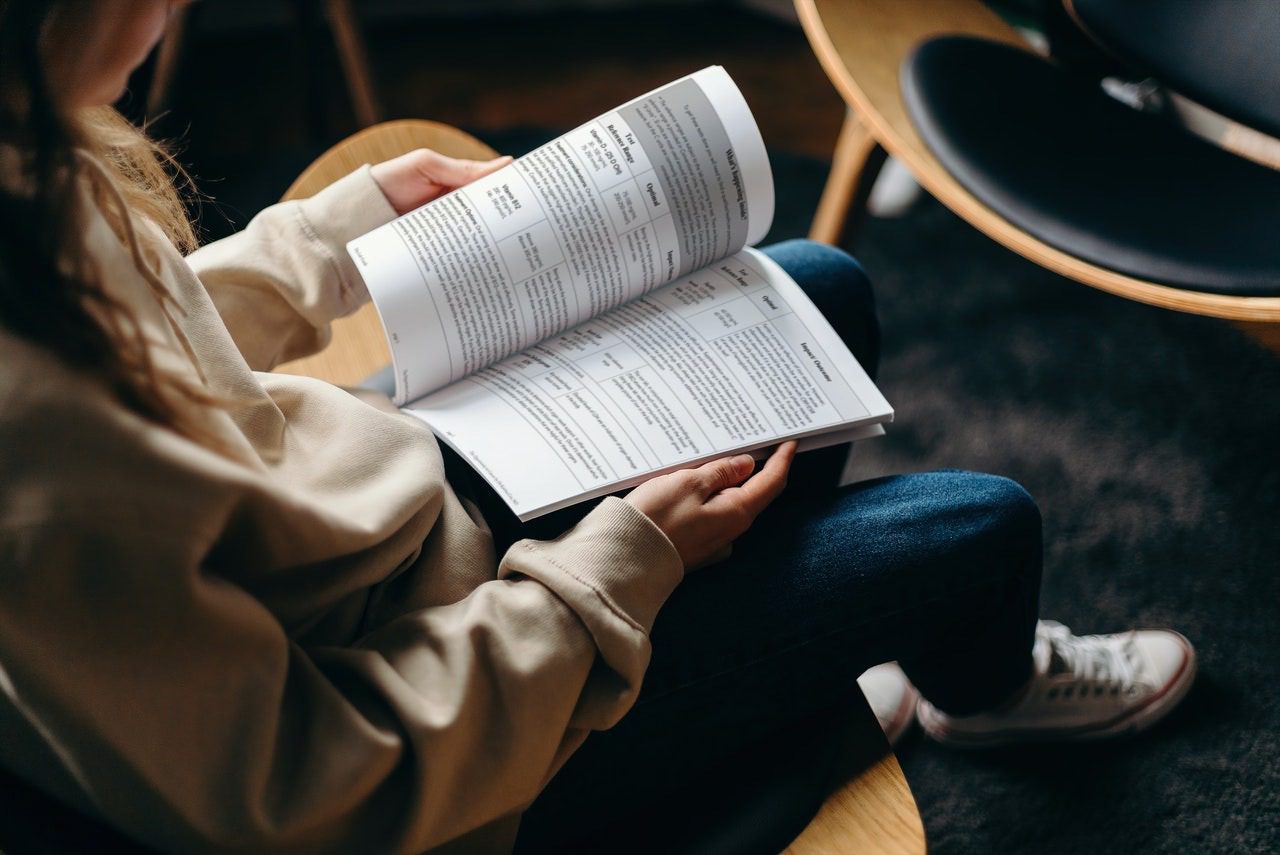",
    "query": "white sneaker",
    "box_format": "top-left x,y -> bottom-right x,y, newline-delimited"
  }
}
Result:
857,662 -> 918,746
917,620 -> 1196,748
